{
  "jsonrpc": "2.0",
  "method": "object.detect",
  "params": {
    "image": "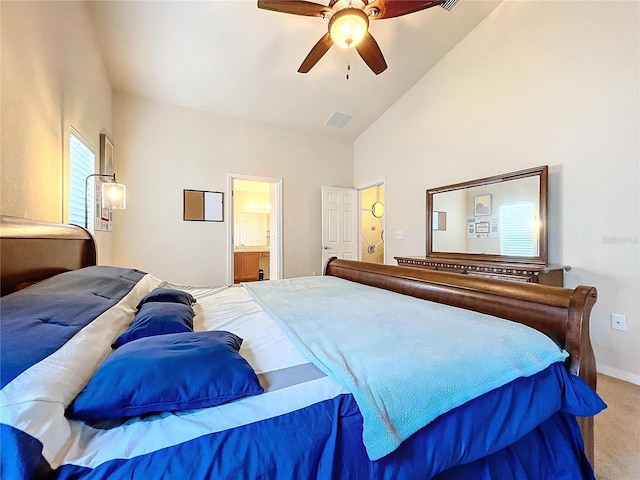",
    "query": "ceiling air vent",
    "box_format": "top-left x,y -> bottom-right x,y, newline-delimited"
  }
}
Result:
441,0 -> 462,12
325,111 -> 354,129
